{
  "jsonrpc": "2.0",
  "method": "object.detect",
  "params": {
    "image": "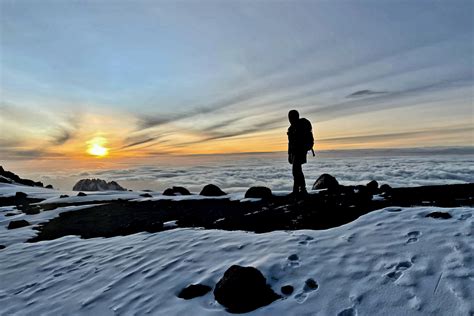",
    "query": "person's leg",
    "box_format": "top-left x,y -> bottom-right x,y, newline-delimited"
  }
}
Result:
292,162 -> 304,193
292,162 -> 299,193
